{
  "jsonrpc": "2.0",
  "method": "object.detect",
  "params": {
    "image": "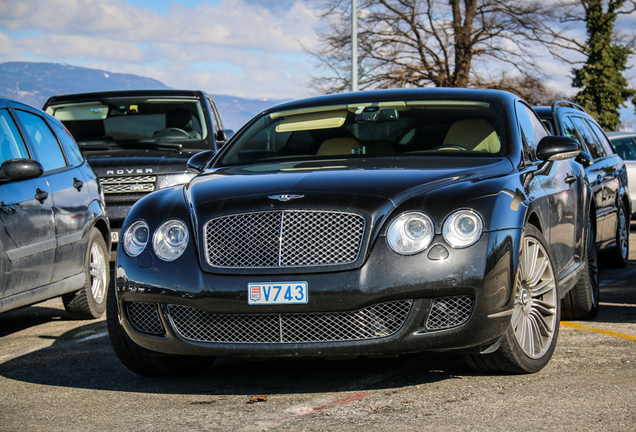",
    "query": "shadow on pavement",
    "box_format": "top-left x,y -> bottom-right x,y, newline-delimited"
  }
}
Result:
0,319 -> 468,395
